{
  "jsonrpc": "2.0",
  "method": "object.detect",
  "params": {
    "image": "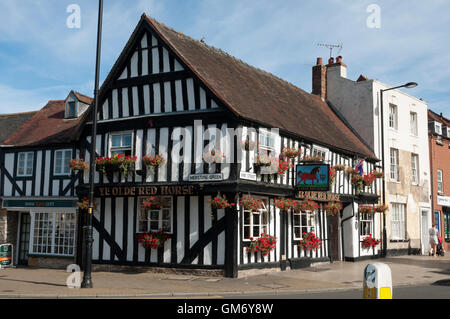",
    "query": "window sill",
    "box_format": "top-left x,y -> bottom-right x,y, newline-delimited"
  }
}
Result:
436,141 -> 444,146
